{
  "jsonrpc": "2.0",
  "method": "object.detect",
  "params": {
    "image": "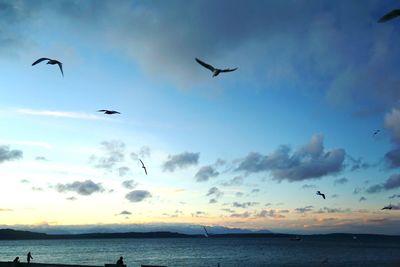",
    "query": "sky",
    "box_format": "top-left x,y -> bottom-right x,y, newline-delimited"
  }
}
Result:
1,0 -> 400,235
